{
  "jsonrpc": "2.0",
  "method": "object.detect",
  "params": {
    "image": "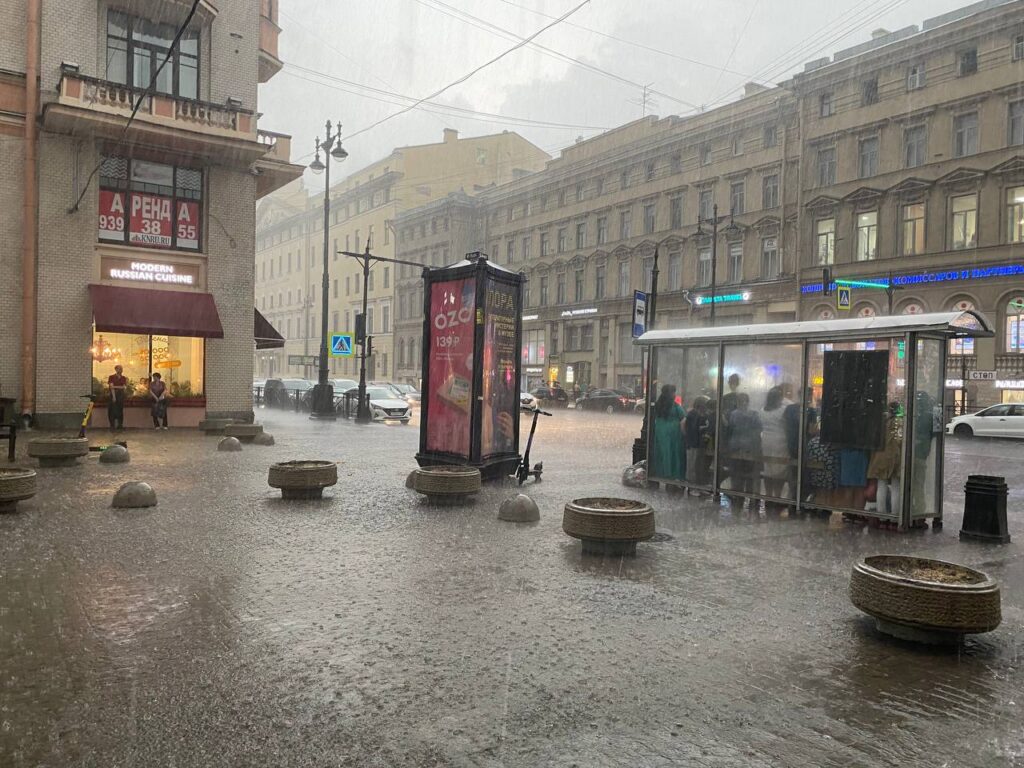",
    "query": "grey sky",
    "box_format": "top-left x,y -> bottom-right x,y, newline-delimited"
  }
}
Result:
261,0 -> 989,179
